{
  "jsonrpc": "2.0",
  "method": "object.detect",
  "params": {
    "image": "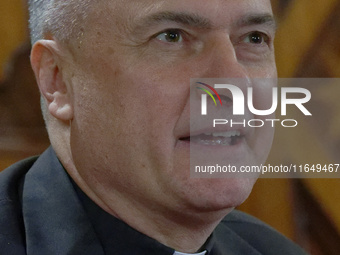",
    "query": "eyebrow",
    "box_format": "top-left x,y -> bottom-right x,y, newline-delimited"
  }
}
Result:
236,13 -> 277,30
